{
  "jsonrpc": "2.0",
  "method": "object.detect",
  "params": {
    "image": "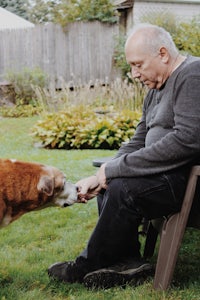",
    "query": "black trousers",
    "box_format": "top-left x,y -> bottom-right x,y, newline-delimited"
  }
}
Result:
78,166 -> 190,268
